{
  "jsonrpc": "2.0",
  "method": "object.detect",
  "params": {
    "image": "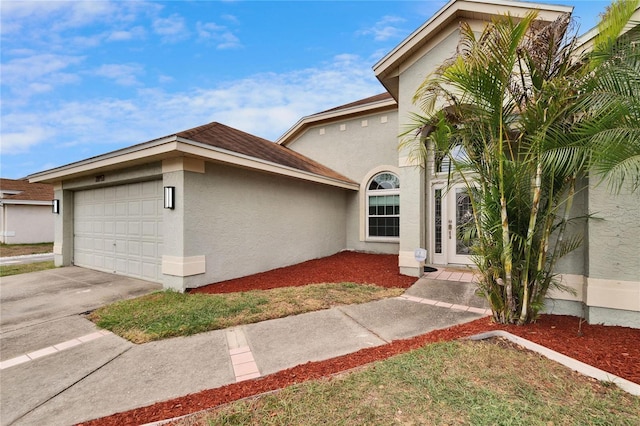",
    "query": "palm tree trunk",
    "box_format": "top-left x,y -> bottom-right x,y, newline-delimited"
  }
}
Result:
519,161 -> 543,324
498,125 -> 515,322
